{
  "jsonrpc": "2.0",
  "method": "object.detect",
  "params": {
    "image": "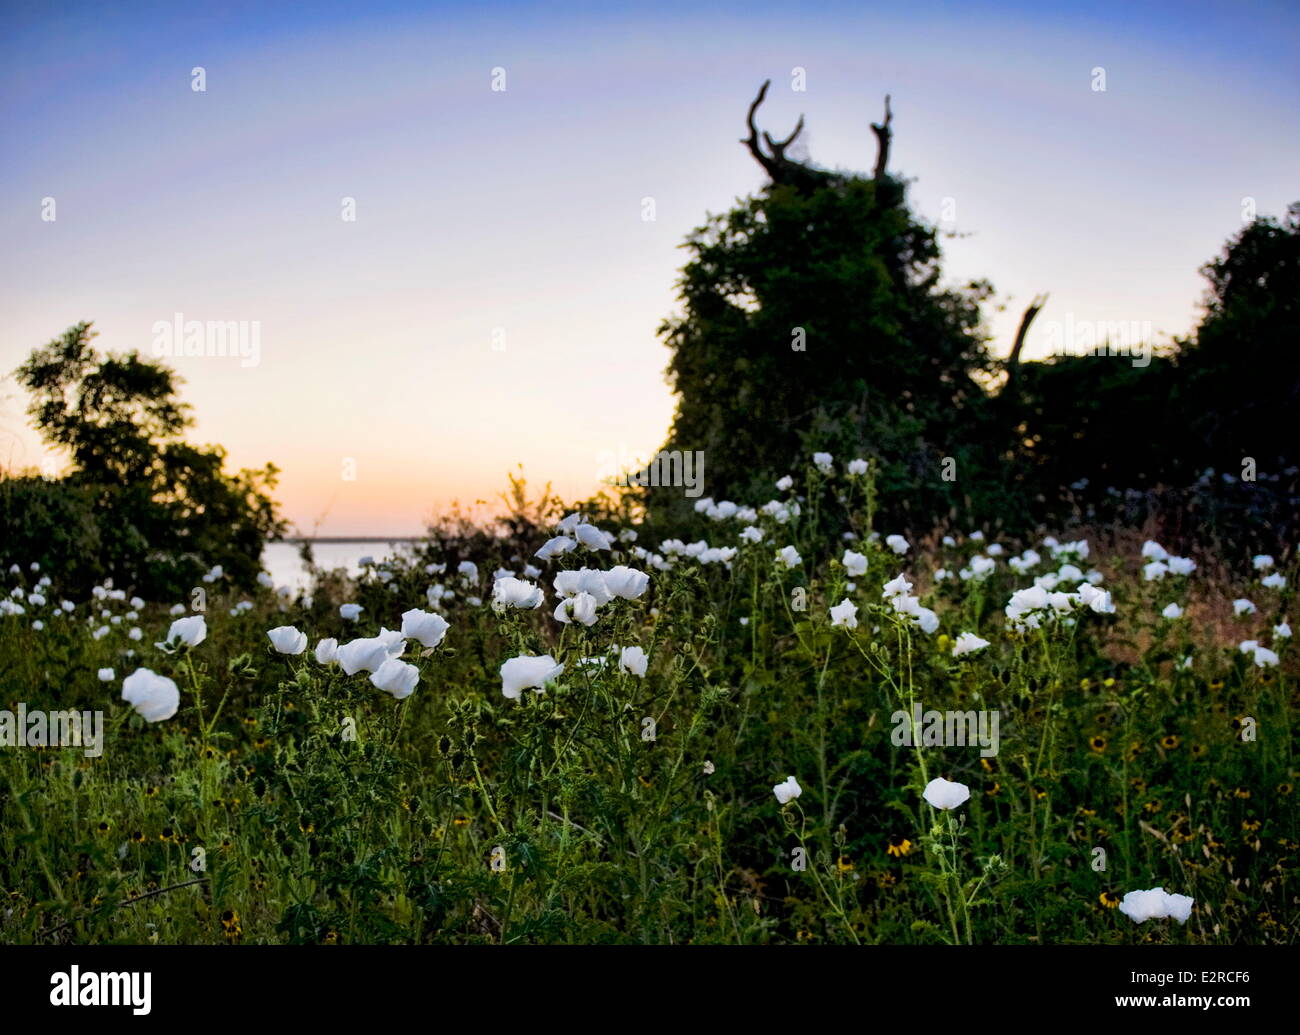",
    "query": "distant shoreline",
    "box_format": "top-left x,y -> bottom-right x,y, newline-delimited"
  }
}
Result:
280,537 -> 423,544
